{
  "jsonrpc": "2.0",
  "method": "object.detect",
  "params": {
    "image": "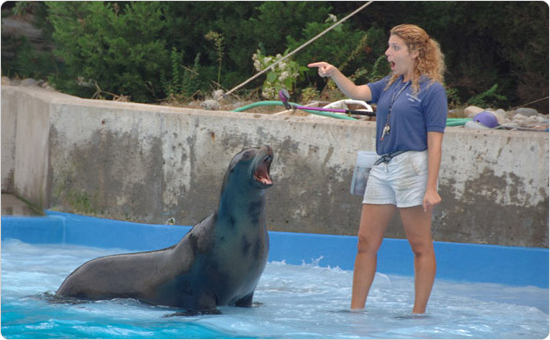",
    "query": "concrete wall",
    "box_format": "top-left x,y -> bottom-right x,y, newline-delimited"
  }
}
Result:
2,85 -> 548,247
1,87 -> 17,192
